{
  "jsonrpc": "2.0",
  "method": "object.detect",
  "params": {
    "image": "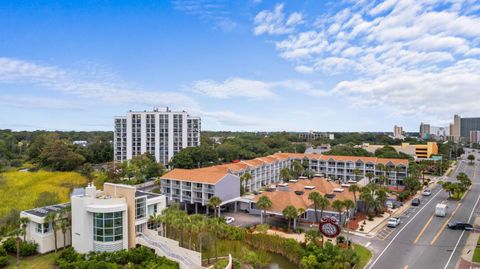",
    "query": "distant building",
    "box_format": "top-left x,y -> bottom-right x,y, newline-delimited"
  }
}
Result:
449,114 -> 480,142
419,123 -> 430,139
357,142 -> 438,159
393,125 -> 405,139
470,131 -> 480,144
73,140 -> 88,147
429,126 -> 449,141
114,107 -> 201,164
298,131 -> 334,141
305,144 -> 331,154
